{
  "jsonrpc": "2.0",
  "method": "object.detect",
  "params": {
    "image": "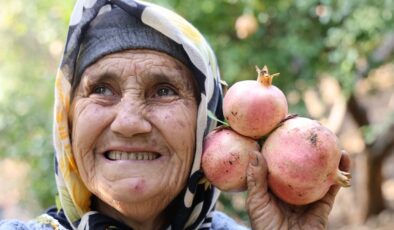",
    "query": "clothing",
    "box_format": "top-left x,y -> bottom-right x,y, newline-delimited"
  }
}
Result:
74,6 -> 191,87
53,0 -> 225,229
0,211 -> 249,230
